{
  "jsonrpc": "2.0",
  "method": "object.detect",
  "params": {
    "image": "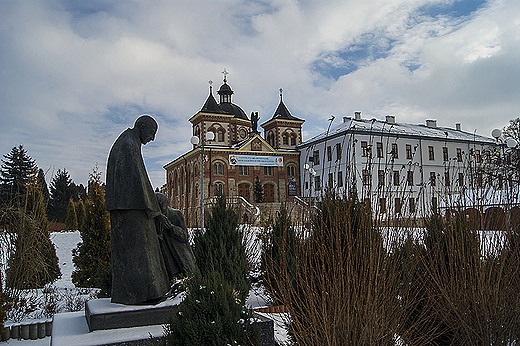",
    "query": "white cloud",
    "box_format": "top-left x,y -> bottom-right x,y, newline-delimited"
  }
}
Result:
1,0 -> 520,188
